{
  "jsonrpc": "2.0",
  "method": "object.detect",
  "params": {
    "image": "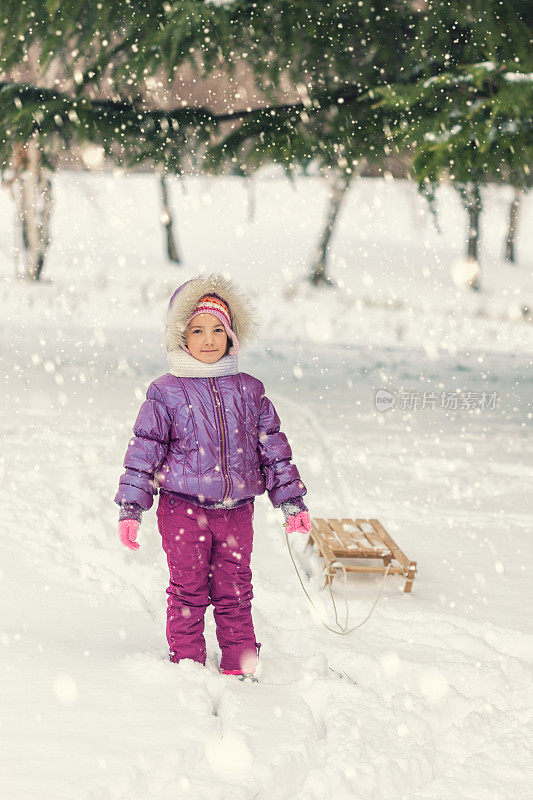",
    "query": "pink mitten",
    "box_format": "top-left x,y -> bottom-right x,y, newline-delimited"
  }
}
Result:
284,510 -> 312,534
119,519 -> 140,550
